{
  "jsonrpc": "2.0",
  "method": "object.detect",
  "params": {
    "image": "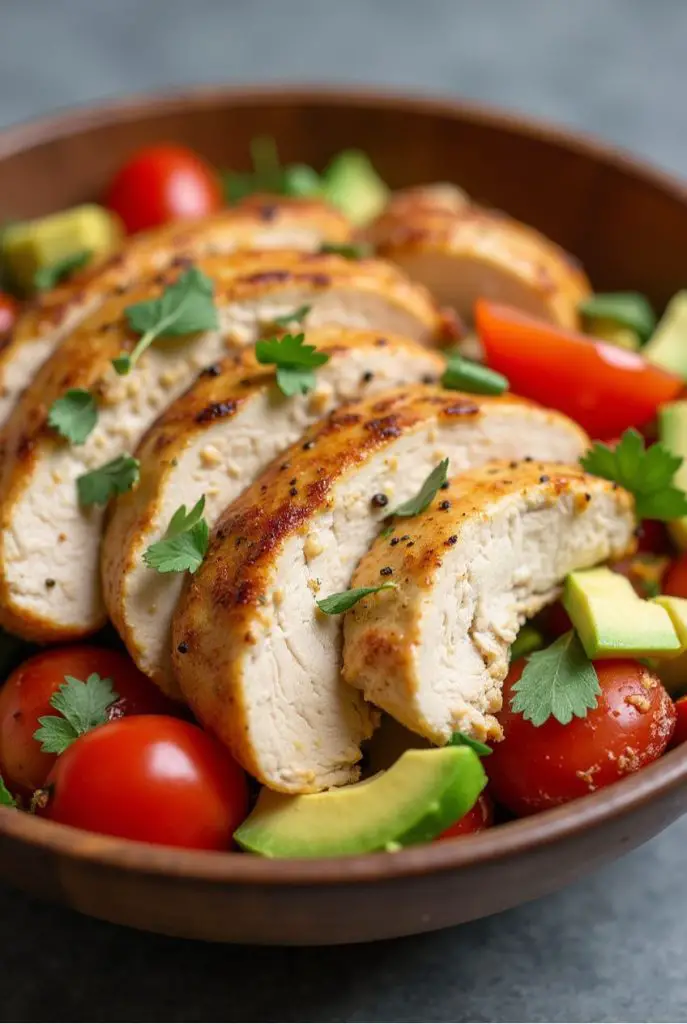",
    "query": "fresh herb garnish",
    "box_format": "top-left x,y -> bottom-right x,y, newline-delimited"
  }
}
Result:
47,388 -> 98,445
441,352 -> 508,395
581,428 -> 687,521
271,305 -> 312,328
0,775 -> 16,808
34,249 -> 91,292
33,673 -> 119,754
579,292 -> 656,345
77,453 -> 140,507
143,496 -> 209,574
511,630 -> 600,726
317,583 -> 397,615
389,459 -> 450,519
255,332 -> 330,396
114,267 -> 218,375
449,732 -> 492,756
223,137 -> 322,203
319,242 -> 372,260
